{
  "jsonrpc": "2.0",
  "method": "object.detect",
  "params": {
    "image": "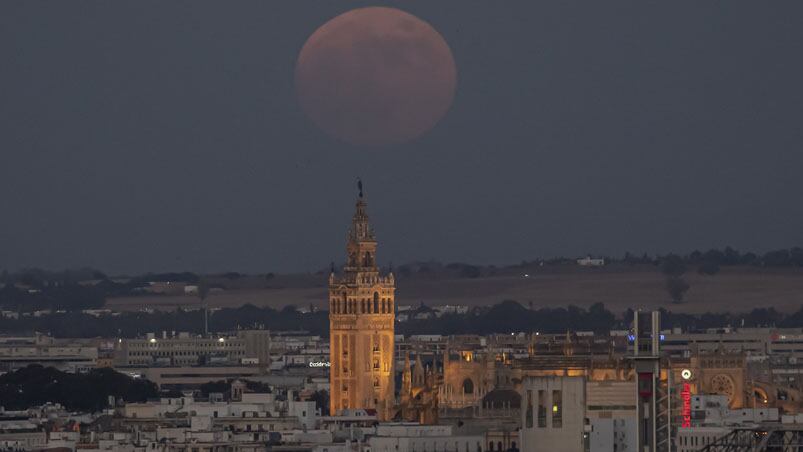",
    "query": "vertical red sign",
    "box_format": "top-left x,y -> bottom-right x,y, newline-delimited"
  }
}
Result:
681,383 -> 691,428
